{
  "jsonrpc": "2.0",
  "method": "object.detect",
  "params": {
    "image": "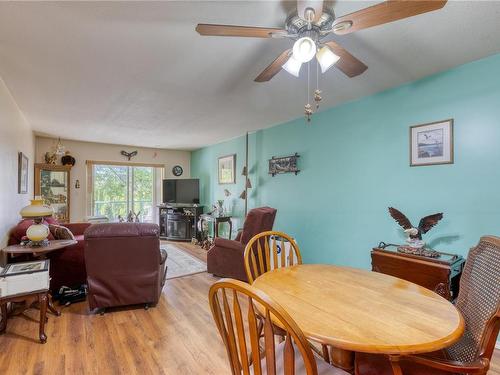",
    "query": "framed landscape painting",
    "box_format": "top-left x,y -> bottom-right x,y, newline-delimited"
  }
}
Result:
410,119 -> 454,166
18,152 -> 29,194
218,154 -> 236,184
